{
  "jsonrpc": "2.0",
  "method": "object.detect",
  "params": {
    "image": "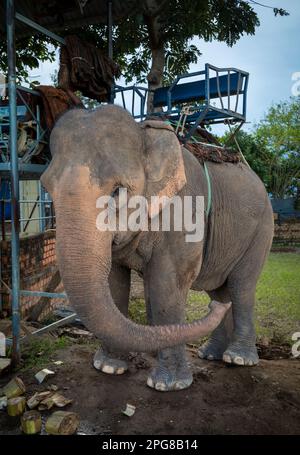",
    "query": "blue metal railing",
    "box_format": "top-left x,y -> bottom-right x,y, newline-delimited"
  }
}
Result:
0,197 -> 55,240
113,64 -> 249,130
